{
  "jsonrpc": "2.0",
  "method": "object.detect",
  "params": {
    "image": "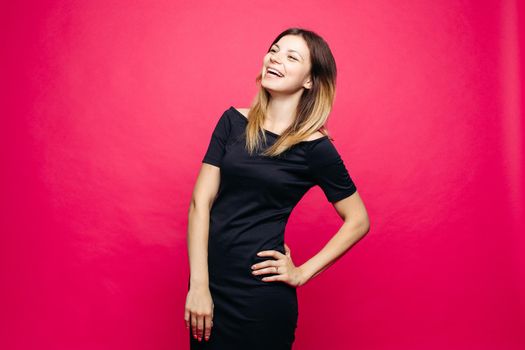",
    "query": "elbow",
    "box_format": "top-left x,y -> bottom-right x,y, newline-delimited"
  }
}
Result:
353,202 -> 371,233
360,212 -> 371,234
361,219 -> 371,236
189,196 -> 215,213
350,214 -> 370,237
